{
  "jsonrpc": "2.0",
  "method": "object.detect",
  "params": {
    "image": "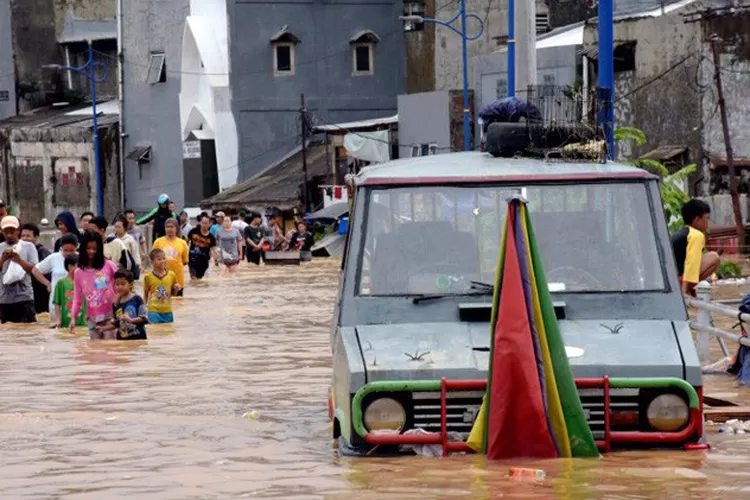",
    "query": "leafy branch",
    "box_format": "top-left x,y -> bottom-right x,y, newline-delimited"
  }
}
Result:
615,127 -> 695,233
